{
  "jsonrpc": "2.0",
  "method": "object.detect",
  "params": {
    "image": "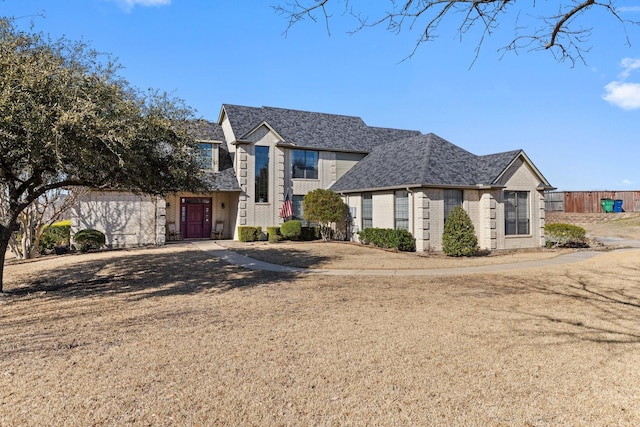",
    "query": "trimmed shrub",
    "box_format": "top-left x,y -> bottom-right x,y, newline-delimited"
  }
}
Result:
267,226 -> 281,243
39,222 -> 71,254
238,226 -> 262,242
73,229 -> 106,253
357,228 -> 416,252
300,226 -> 320,241
280,220 -> 302,240
442,207 -> 479,257
544,223 -> 587,248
